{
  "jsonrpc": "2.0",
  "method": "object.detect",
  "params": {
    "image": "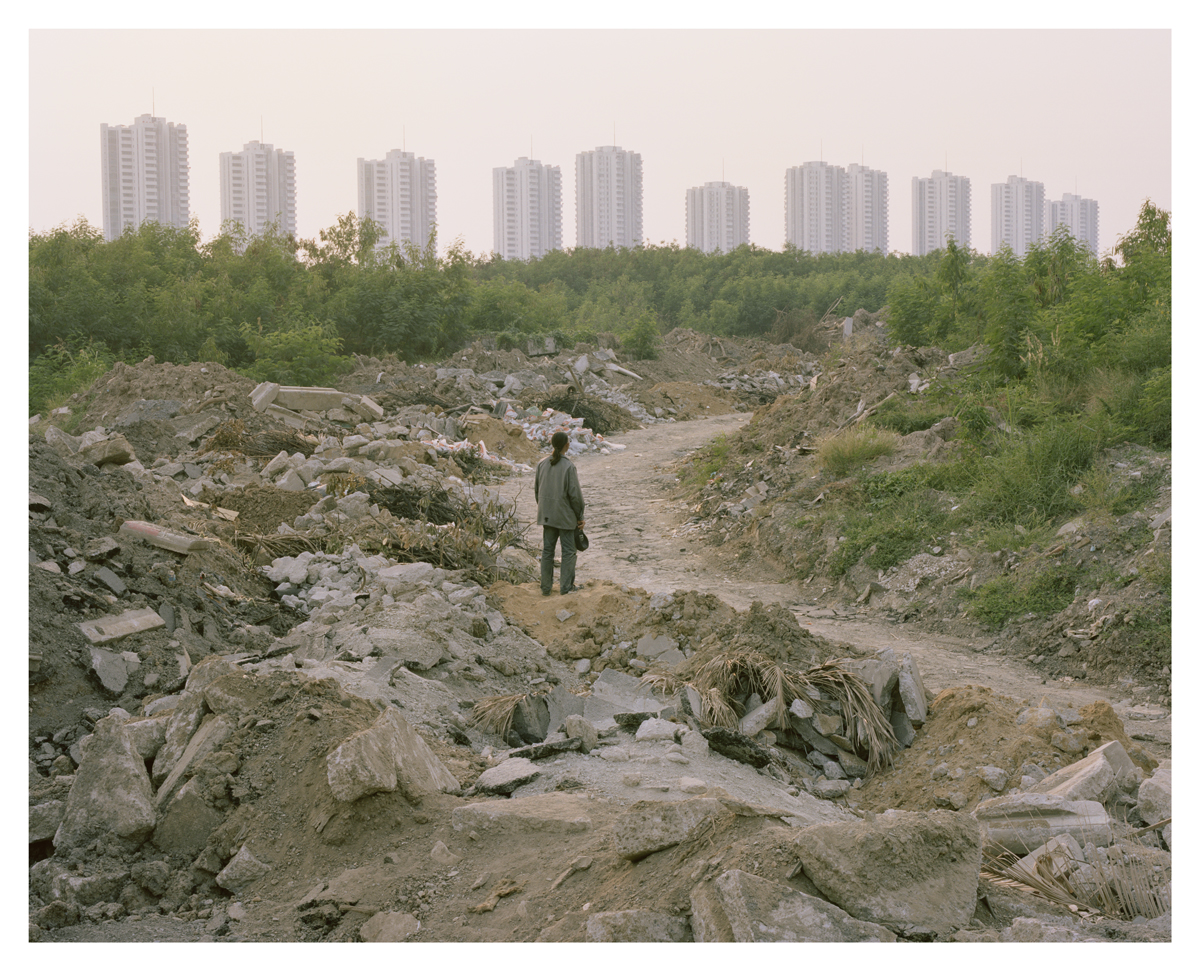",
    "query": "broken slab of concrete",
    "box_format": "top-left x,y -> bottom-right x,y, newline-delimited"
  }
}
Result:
250,382 -> 280,412
325,705 -> 459,803
973,793 -> 1112,854
709,869 -> 896,942
215,845 -> 271,894
450,793 -> 593,837
77,607 -> 167,646
154,713 -> 238,808
473,757 -> 540,795
53,714 -> 156,852
612,798 -> 731,861
118,521 -> 214,554
152,776 -> 223,857
897,652 -> 927,725
790,809 -> 982,937
76,434 -> 137,468
1027,740 -> 1139,804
